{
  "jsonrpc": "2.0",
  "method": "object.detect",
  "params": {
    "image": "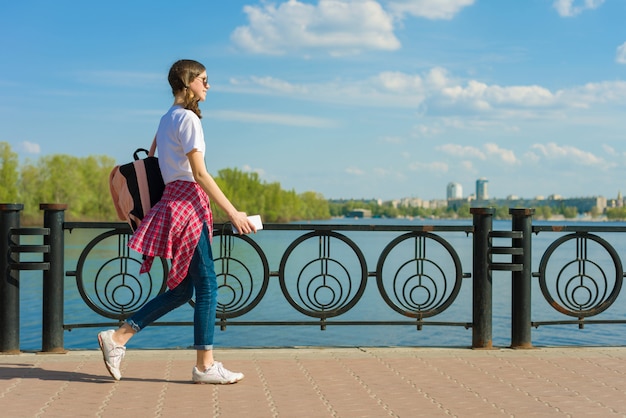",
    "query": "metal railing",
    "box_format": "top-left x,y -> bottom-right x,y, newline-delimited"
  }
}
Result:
2,204 -> 626,353
64,221 -> 474,331
532,224 -> 626,328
